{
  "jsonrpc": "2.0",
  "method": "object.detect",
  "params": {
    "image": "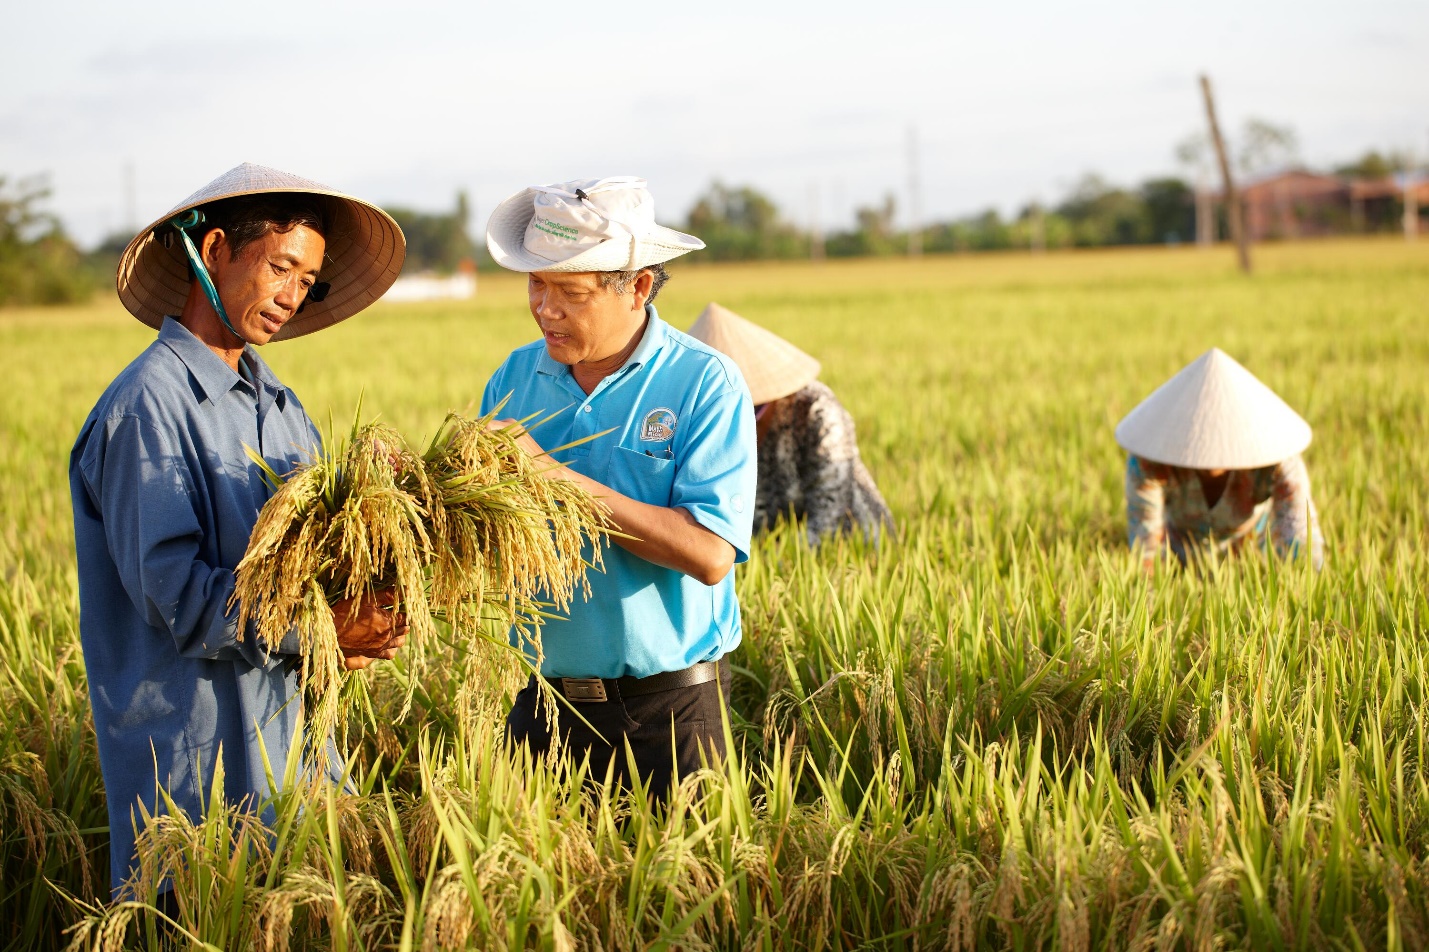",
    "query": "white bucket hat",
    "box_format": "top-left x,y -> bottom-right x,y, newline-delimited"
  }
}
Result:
1115,347 -> 1312,470
485,176 -> 703,273
687,302 -> 821,405
117,162 -> 406,341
